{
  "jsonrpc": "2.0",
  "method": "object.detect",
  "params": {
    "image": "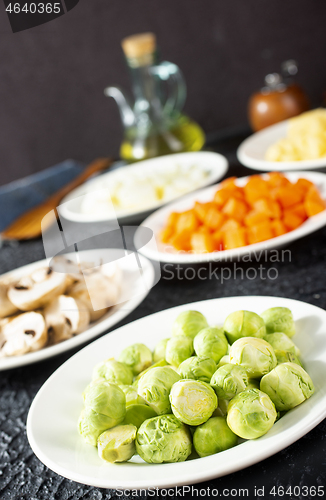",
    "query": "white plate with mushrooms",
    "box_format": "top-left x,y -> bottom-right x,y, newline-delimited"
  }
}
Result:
0,250 -> 155,370
27,296 -> 326,489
